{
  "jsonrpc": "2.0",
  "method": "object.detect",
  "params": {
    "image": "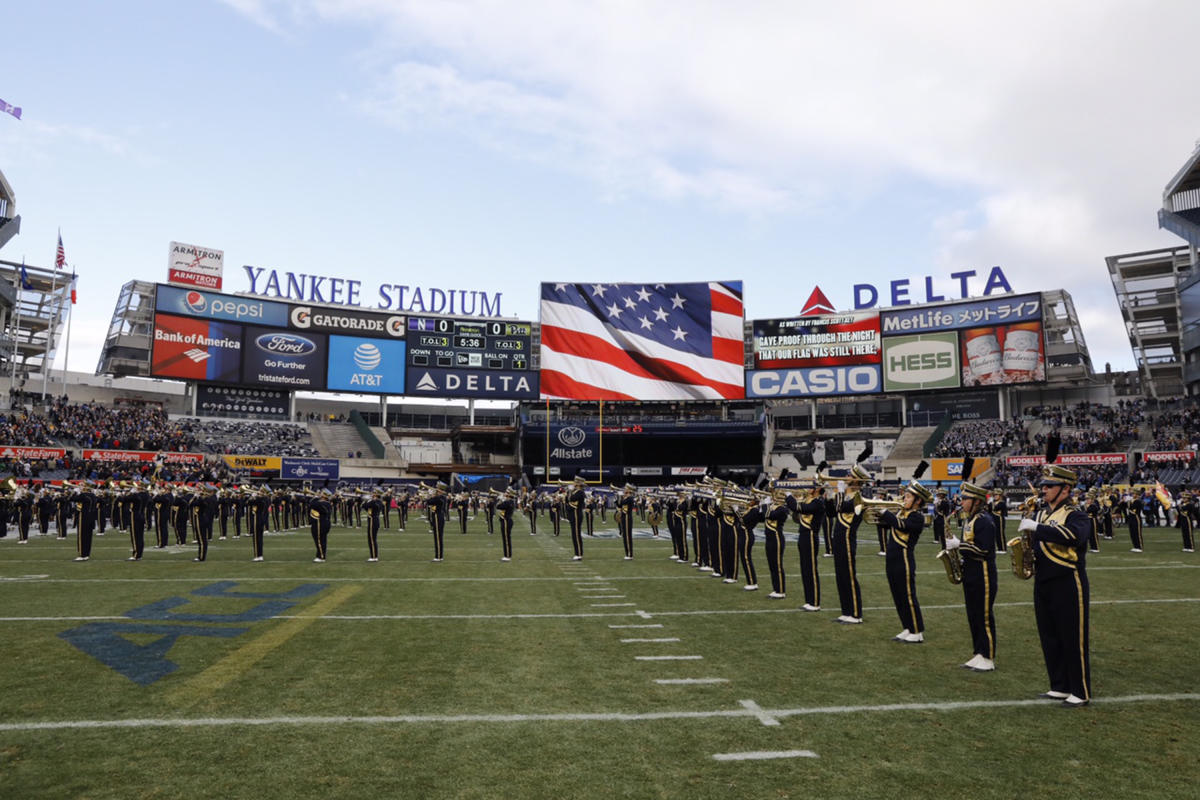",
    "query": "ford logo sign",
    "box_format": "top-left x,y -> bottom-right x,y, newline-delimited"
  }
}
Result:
256,333 -> 316,355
